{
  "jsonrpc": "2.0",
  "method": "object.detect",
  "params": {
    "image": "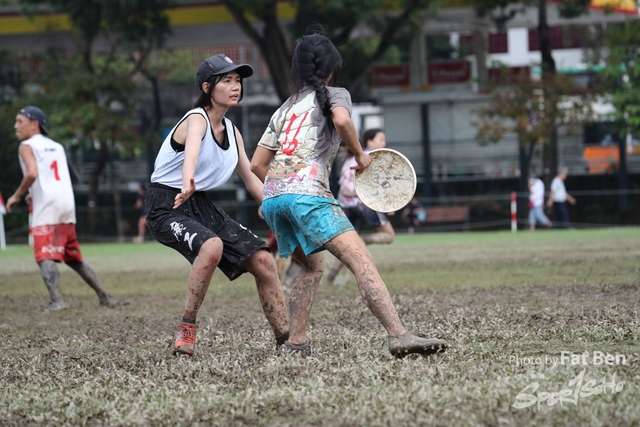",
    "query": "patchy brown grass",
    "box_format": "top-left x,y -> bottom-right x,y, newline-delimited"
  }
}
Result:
0,229 -> 639,426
